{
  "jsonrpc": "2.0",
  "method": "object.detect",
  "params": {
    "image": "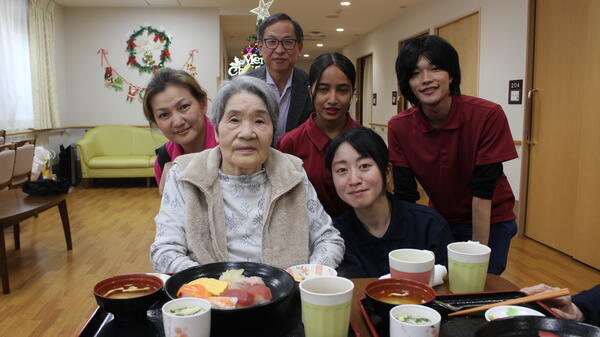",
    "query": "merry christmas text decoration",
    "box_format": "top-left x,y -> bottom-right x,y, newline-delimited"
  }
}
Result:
227,0 -> 273,77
